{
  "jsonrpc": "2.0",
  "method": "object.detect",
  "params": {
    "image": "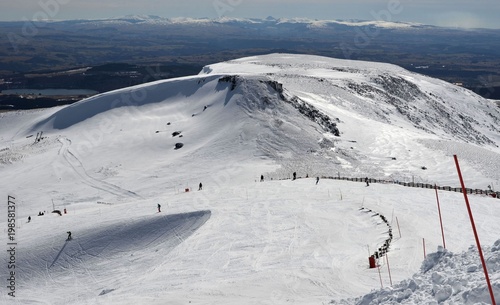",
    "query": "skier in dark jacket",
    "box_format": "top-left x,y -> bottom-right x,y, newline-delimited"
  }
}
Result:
316,177 -> 319,185
365,177 -> 369,186
157,203 -> 161,212
67,231 -> 72,240
199,182 -> 203,191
